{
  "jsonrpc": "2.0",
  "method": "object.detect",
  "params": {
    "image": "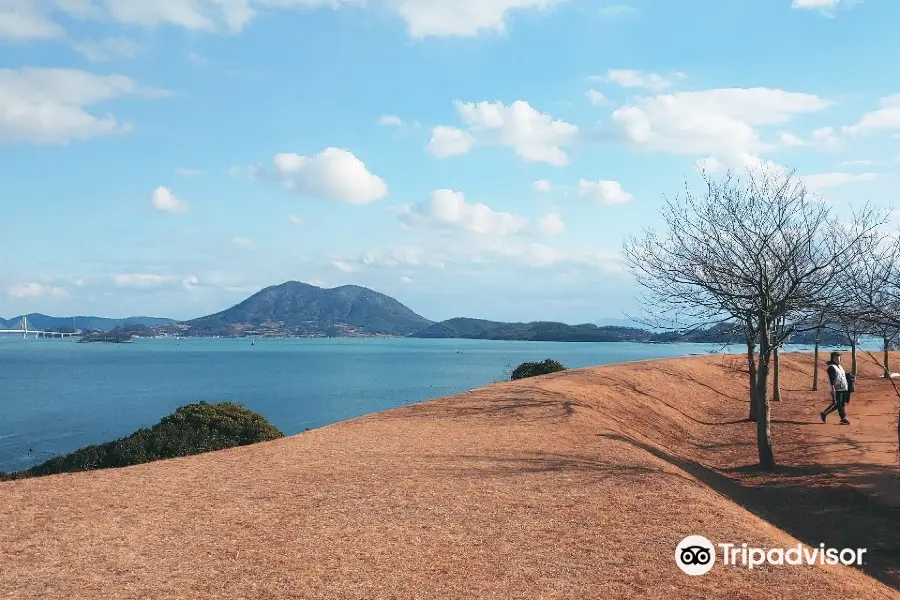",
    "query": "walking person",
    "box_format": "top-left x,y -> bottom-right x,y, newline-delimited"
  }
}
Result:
820,351 -> 852,425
